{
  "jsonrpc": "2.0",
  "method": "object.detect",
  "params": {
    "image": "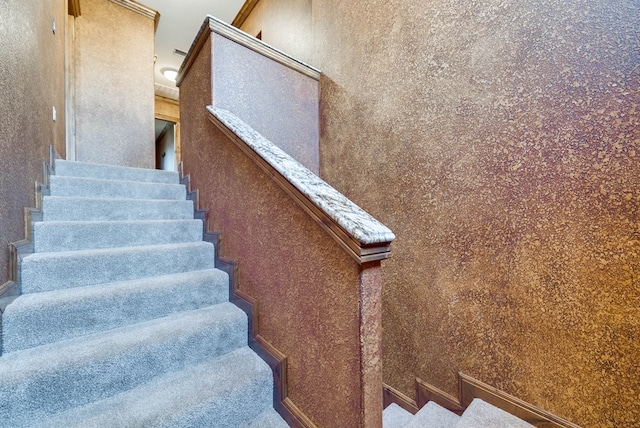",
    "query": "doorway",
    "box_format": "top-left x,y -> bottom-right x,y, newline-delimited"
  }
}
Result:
155,119 -> 176,171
